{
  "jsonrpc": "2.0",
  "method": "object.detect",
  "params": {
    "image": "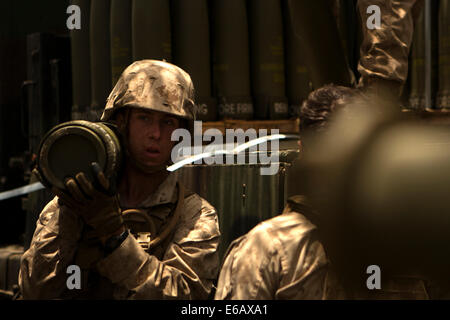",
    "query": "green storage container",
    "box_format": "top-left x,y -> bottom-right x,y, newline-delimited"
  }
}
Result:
178,149 -> 300,261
